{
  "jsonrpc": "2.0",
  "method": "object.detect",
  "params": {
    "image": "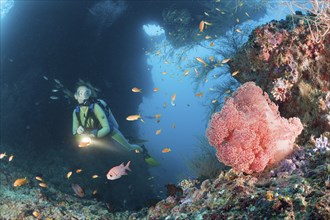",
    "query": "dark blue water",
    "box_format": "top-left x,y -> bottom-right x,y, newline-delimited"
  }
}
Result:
0,0 -> 288,211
